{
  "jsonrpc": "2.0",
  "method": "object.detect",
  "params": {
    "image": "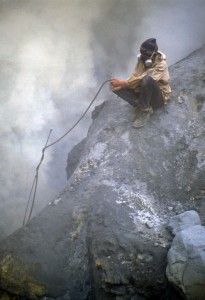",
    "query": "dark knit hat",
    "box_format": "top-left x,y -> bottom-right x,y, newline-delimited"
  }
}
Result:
140,38 -> 158,55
